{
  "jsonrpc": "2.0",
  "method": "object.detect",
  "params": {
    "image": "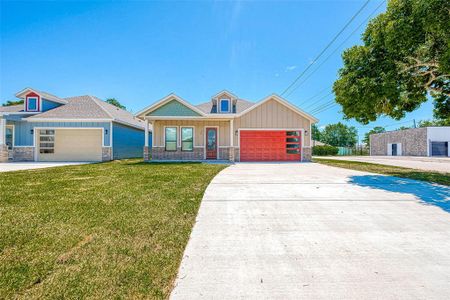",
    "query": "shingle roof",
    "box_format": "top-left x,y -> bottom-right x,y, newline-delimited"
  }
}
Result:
27,95 -> 145,129
0,104 -> 24,113
196,99 -> 255,114
16,88 -> 67,104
